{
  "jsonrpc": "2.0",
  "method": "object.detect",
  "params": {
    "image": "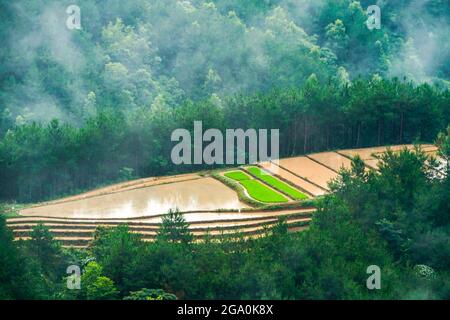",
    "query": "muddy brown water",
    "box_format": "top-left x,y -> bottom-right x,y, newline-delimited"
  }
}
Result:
20,177 -> 248,219
339,144 -> 436,160
34,173 -> 201,207
278,156 -> 338,190
308,152 -> 353,172
259,162 -> 325,196
339,144 -> 438,170
18,145 -> 438,220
